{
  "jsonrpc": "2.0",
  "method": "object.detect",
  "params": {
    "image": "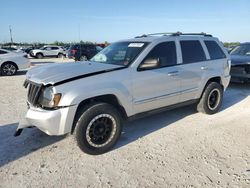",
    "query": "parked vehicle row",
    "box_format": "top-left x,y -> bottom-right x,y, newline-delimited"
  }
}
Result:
15,32 -> 231,155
